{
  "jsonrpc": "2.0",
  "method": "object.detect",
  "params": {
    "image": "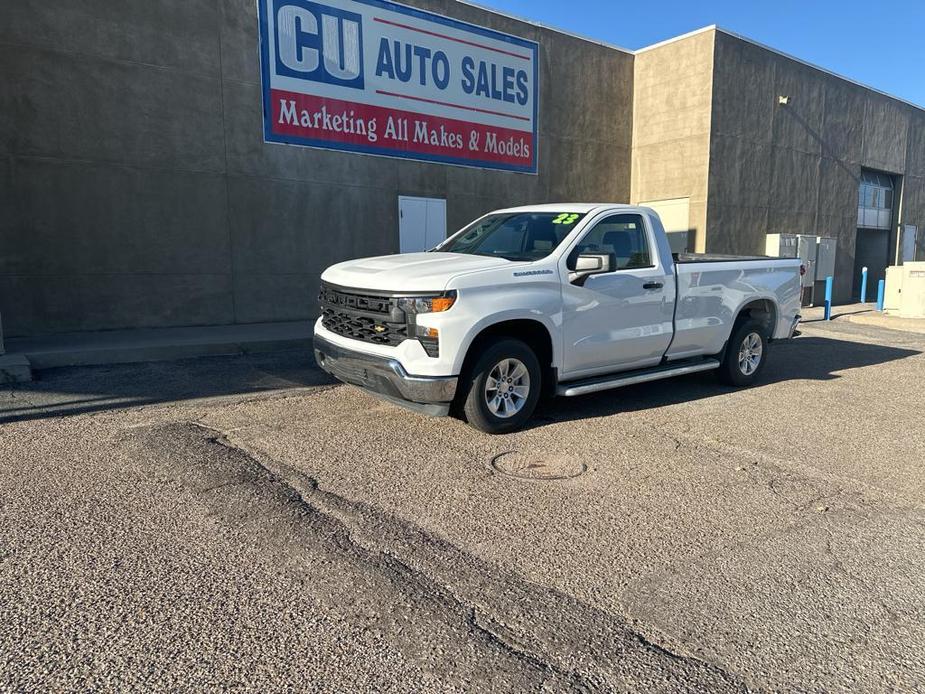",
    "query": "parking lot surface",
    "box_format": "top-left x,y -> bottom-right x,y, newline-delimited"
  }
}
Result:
2,317 -> 924,692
